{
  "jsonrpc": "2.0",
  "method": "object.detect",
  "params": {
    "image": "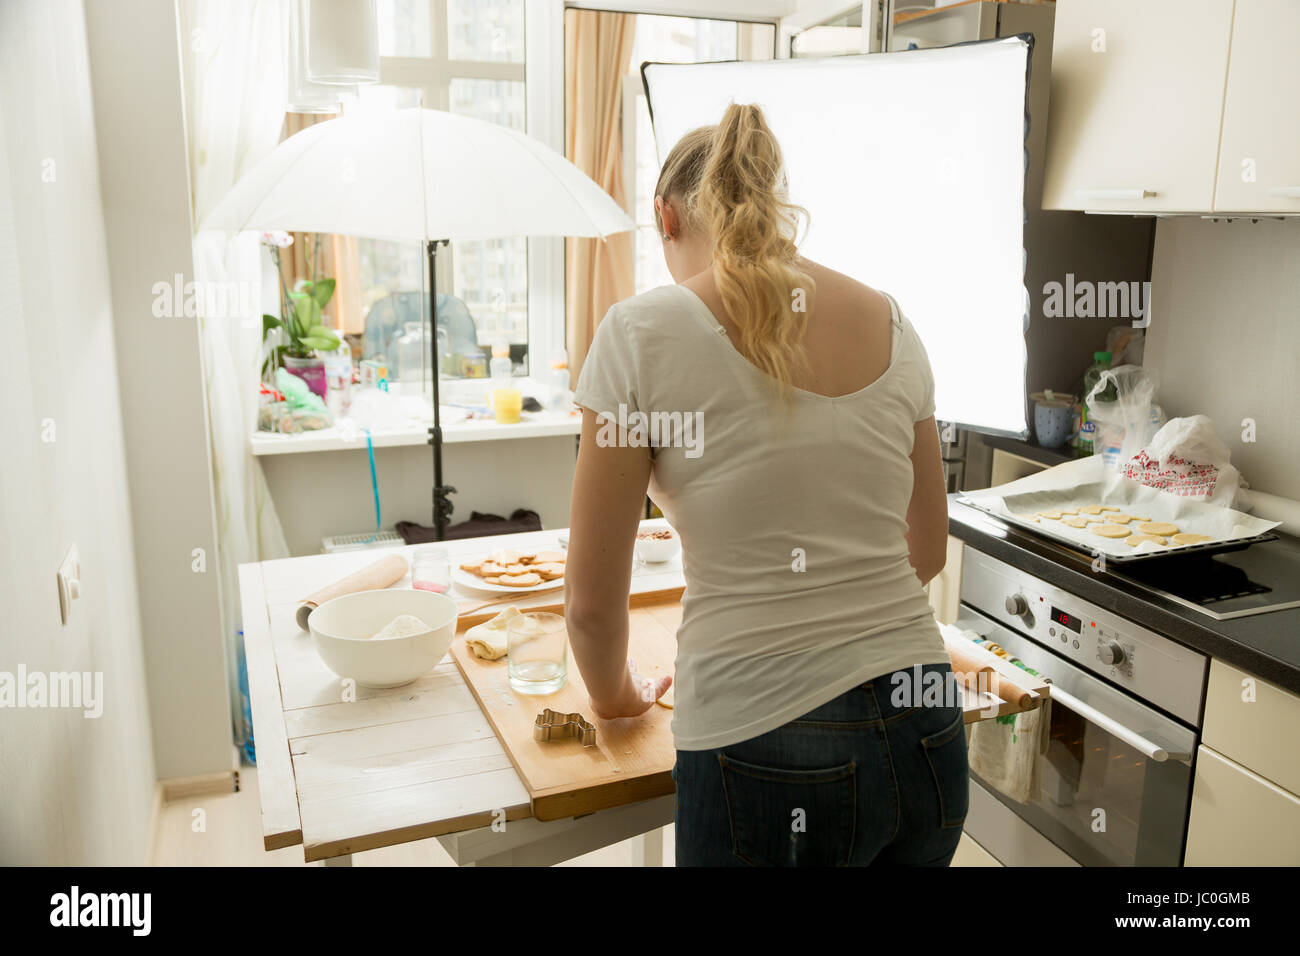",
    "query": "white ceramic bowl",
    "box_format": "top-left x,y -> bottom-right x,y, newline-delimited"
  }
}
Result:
635,527 -> 681,564
308,588 -> 458,687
